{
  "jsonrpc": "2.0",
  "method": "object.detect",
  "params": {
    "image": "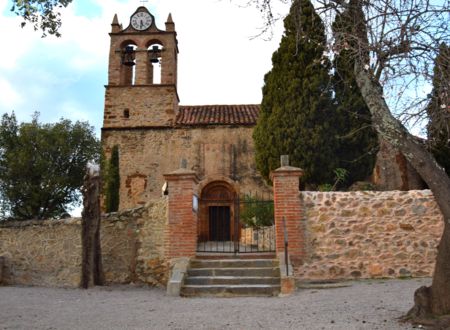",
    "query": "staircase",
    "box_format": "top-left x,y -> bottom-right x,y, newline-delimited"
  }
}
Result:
181,256 -> 281,297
